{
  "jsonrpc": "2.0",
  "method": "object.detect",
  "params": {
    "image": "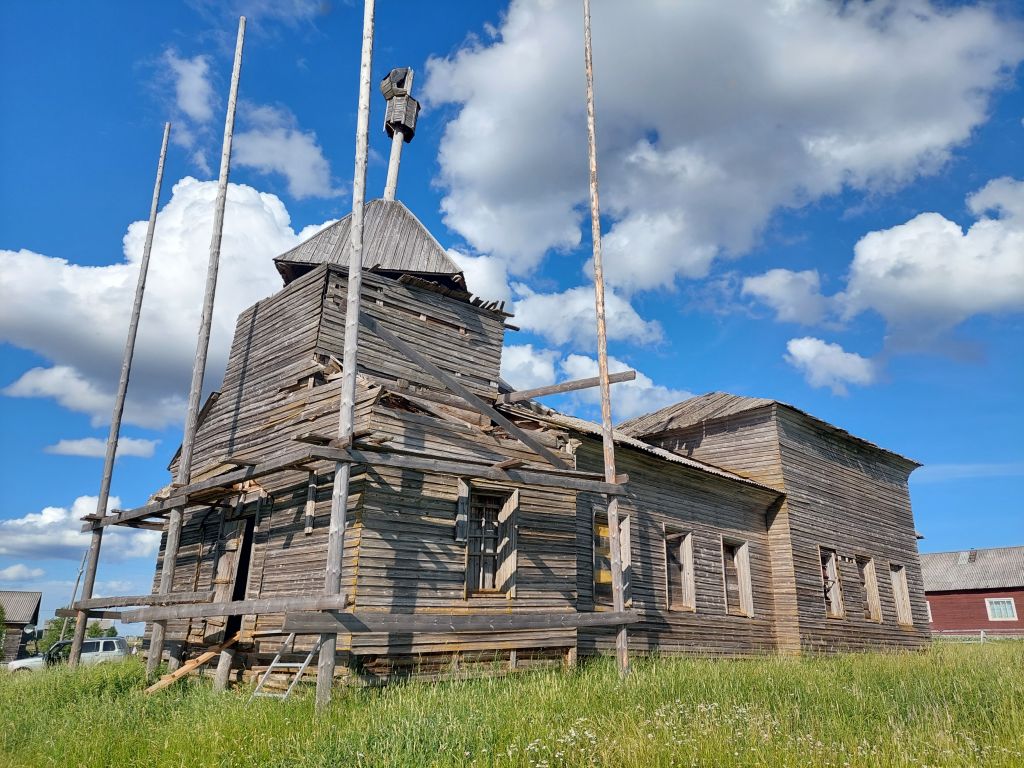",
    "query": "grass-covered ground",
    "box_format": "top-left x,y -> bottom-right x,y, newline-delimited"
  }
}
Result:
1,643 -> 1022,767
